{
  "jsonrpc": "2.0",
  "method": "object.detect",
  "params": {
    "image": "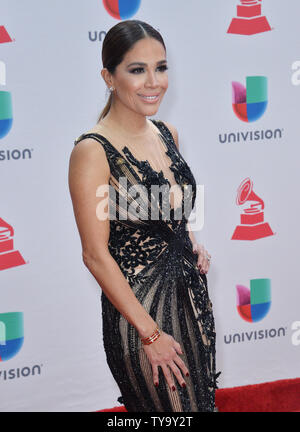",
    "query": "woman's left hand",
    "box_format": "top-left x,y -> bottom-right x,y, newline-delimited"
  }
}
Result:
192,243 -> 211,274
